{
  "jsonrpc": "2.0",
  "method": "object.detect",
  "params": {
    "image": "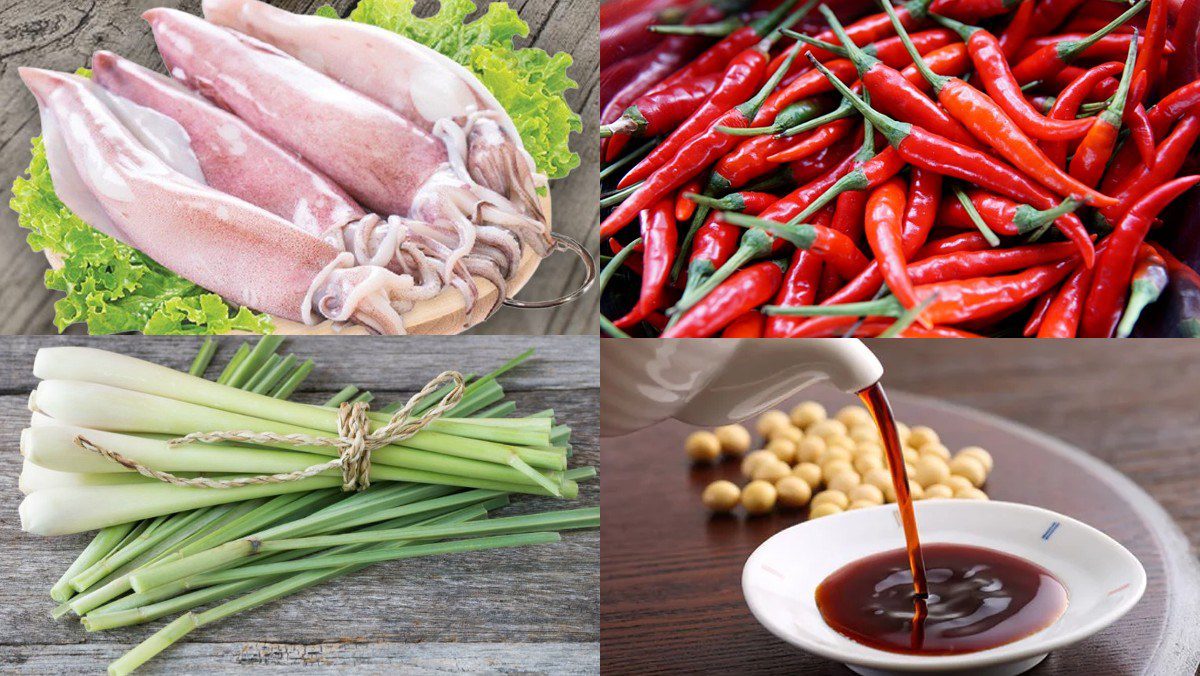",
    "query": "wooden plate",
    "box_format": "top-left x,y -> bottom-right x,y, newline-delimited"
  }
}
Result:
600,385 -> 1200,674
43,186 -> 550,335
